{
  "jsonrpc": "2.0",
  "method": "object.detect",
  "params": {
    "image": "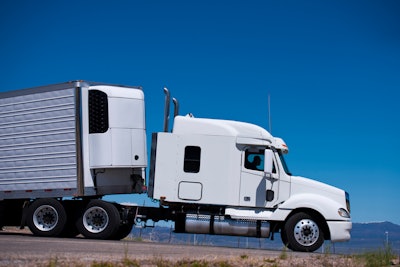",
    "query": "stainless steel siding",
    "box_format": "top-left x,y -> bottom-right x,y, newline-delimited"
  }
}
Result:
0,88 -> 77,191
